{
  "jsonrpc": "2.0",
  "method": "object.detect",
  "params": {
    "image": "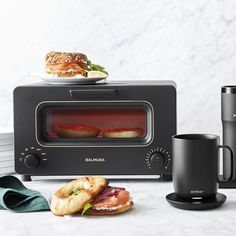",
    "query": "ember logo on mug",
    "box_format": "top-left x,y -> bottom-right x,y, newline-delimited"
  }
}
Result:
190,190 -> 204,194
172,134 -> 233,199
